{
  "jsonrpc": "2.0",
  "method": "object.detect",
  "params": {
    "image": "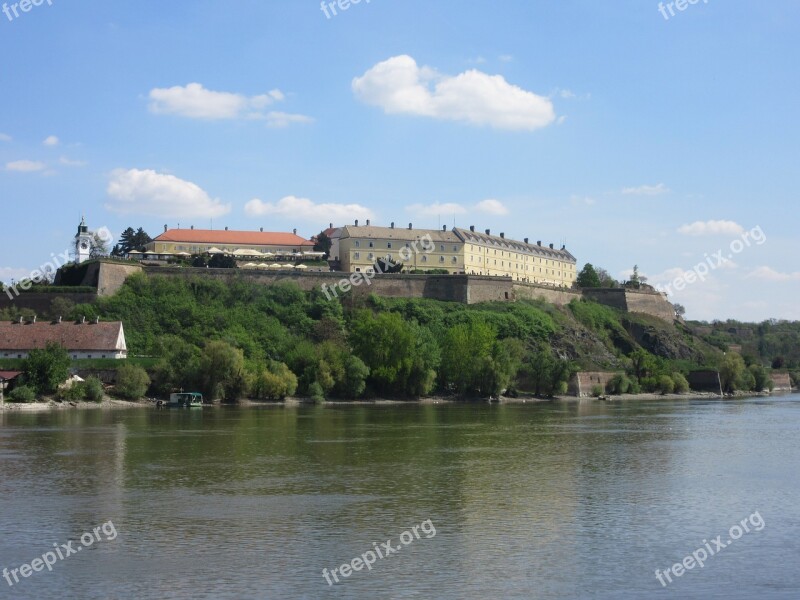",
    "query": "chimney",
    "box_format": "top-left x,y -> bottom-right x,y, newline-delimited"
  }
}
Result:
537,240 -> 542,246
225,226 -> 229,231
500,232 -> 505,239
355,219 -> 359,226
443,225 -> 447,232
293,228 -> 297,235
549,243 -> 554,249
391,222 -> 395,229
470,225 -> 475,232
561,244 -> 566,250
164,224 -> 168,232
190,225 -> 194,230
329,222 -> 333,229
524,238 -> 529,244
260,227 -> 263,232
485,229 -> 491,235
408,223 -> 413,230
